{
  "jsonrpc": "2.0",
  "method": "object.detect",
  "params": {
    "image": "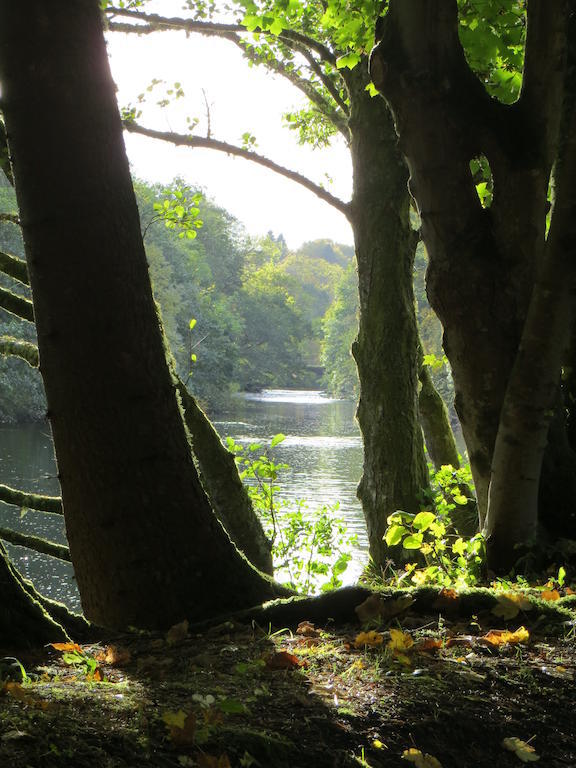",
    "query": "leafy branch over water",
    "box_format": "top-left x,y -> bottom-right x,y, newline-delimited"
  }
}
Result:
226,433 -> 356,593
